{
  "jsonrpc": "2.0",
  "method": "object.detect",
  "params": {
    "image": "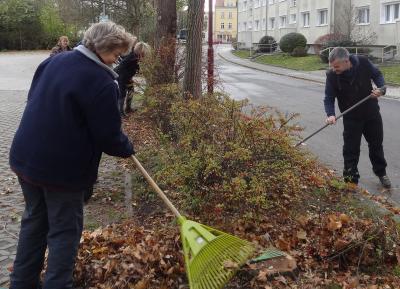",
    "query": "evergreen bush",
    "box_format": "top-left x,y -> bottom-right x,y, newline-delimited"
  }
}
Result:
258,35 -> 277,53
279,33 -> 307,53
